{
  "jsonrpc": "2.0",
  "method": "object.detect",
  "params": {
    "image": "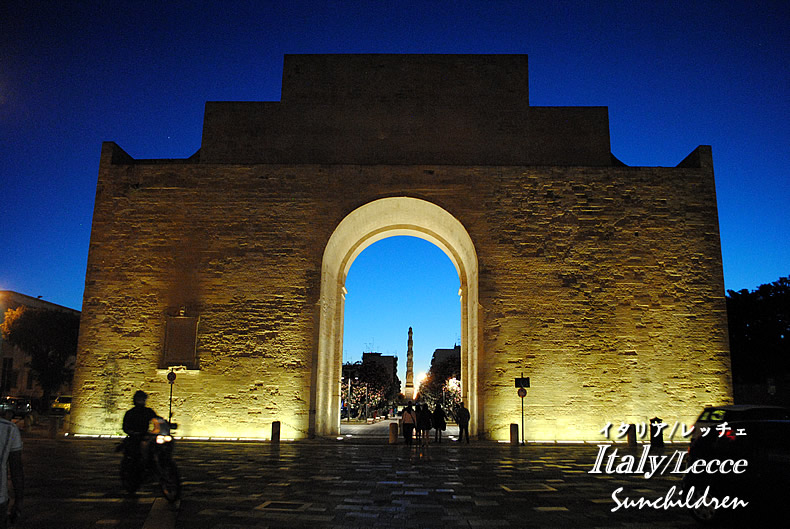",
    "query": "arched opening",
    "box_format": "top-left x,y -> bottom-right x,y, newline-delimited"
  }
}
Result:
340,236 -> 461,431
313,197 -> 480,437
